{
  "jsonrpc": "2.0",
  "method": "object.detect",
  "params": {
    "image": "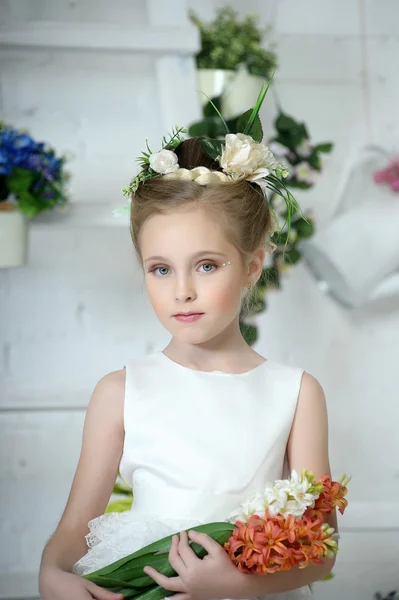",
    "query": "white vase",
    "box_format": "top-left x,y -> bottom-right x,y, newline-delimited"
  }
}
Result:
196,68 -> 269,121
0,204 -> 29,268
196,68 -> 236,109
221,69 -> 267,120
